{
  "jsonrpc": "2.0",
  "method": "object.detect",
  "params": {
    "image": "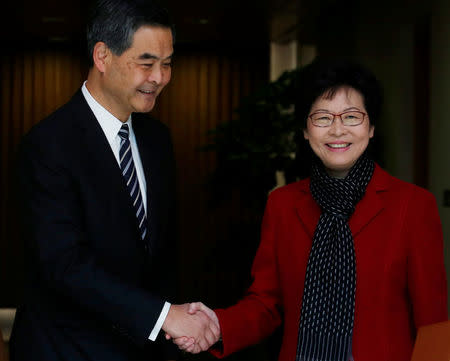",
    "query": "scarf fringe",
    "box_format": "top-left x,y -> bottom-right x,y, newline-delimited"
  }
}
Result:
297,328 -> 353,361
